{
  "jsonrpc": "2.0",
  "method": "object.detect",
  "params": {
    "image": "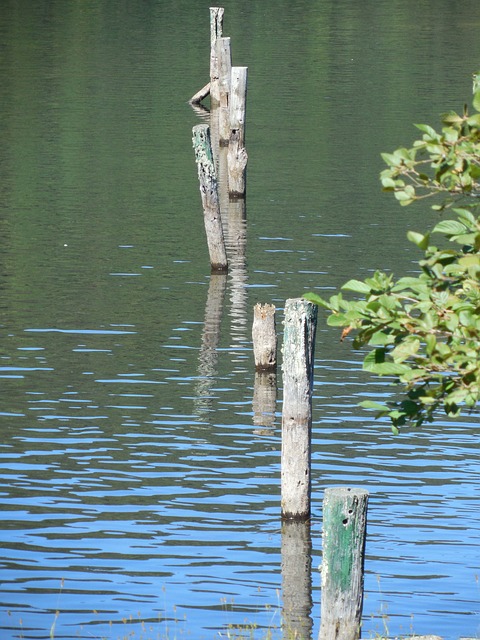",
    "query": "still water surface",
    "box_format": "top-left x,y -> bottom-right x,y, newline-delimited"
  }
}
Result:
1,2 -> 479,638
